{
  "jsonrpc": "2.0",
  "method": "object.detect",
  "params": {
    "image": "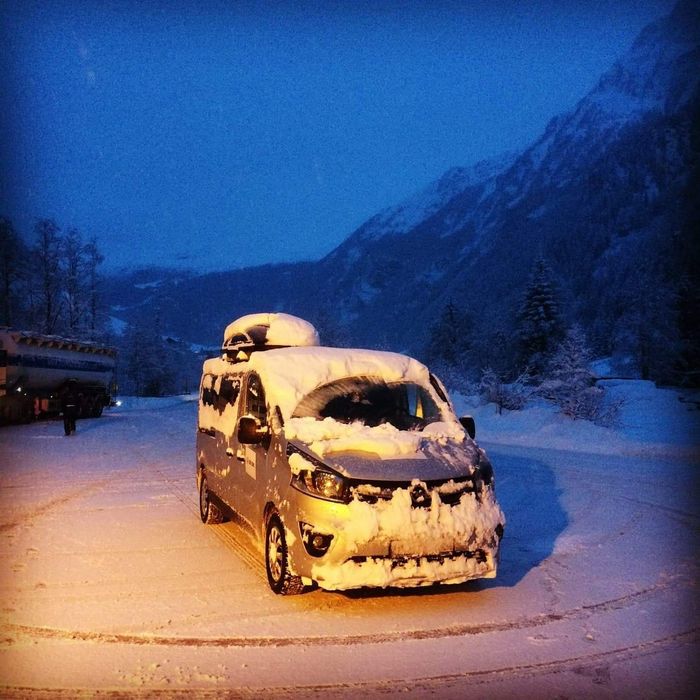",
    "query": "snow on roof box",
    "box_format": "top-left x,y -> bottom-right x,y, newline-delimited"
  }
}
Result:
222,313 -> 319,356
